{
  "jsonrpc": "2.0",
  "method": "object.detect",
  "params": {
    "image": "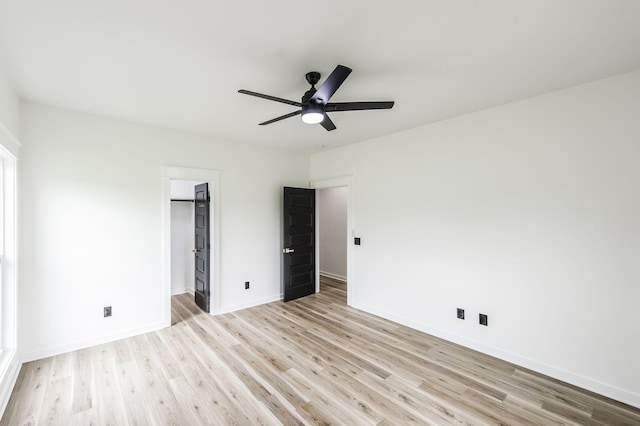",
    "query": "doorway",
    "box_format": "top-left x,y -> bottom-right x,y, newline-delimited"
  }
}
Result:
311,176 -> 352,306
162,166 -> 220,326
170,179 -> 204,297
317,187 -> 348,302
